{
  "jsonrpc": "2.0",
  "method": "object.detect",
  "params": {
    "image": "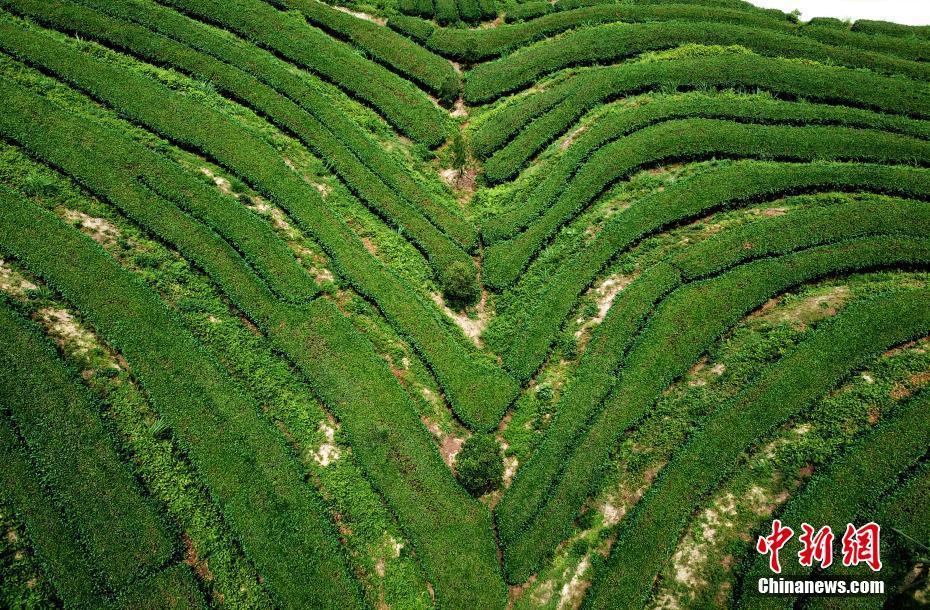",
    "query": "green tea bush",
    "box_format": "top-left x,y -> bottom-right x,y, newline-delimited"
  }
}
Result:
74,0 -> 475,246
465,20 -> 930,101
0,306 -> 175,592
0,19 -> 517,429
424,3 -> 794,61
505,1 -> 551,23
585,289 -> 930,606
471,53 -> 930,159
483,120 -> 930,292
266,0 -> 461,103
420,0 -> 927,62
157,0 -> 448,145
501,162 -> 930,379
0,188 -> 365,609
443,260 -> 481,307
0,49 -> 510,606
115,564 -> 205,610
456,0 -> 482,23
0,77 -> 320,306
852,19 -> 930,40
482,89 -> 930,190
11,0 -> 472,279
0,417 -> 107,607
435,0 -> 458,24
501,196 -> 930,539
501,237 -> 930,580
388,14 -> 435,42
